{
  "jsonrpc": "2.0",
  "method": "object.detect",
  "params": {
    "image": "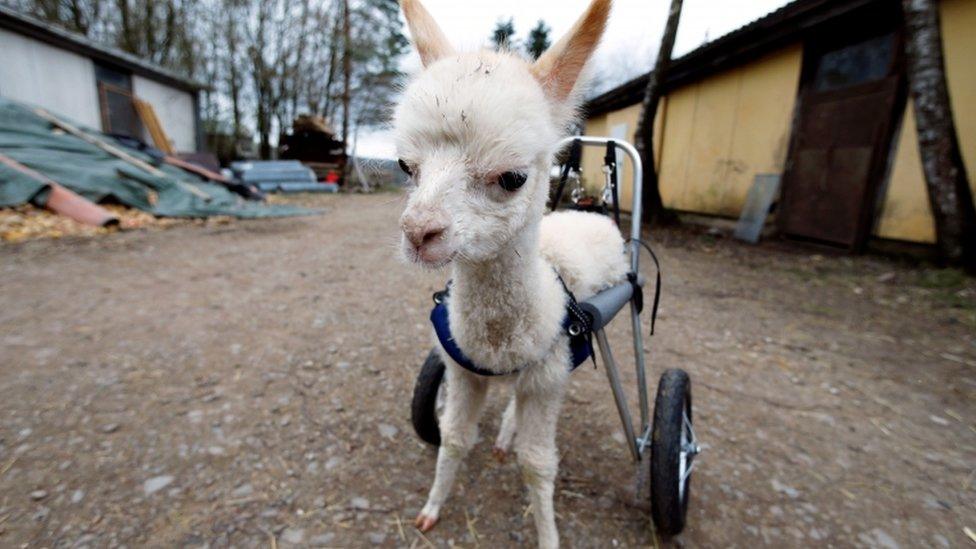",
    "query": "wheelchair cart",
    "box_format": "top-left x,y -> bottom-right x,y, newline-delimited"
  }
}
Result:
410,136 -> 699,536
